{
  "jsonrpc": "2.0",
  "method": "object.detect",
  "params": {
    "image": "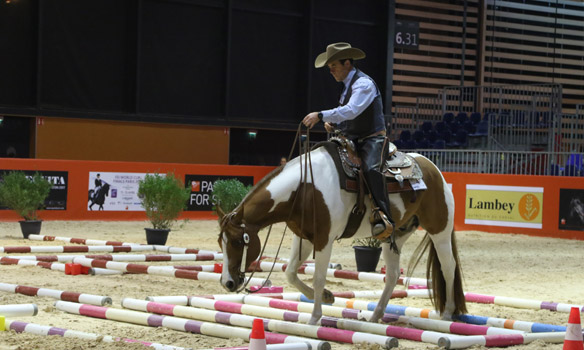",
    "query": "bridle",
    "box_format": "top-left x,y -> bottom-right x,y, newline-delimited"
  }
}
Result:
221,122 -> 318,293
